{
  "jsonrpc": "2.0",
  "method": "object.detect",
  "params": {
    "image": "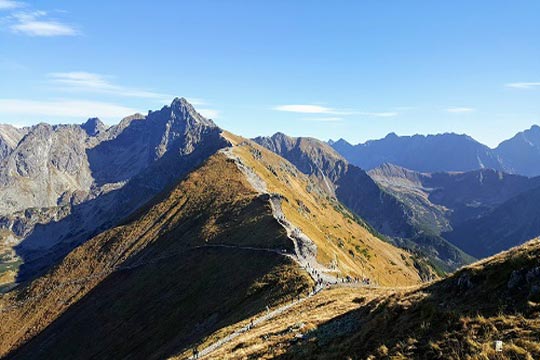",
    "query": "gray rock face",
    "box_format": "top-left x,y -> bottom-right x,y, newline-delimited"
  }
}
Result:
81,118 -> 107,136
0,124 -> 28,162
330,133 -> 504,173
0,98 -> 229,281
0,123 -> 94,214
